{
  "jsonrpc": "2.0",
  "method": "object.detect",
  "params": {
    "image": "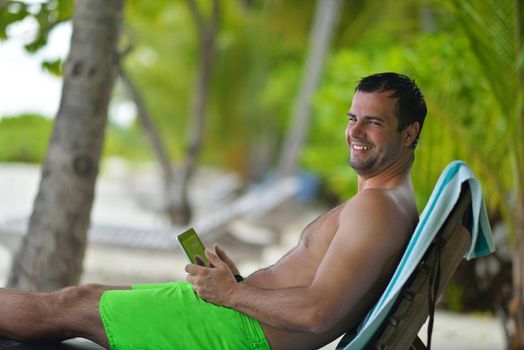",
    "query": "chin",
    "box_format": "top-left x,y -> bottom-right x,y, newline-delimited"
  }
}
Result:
350,160 -> 382,177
